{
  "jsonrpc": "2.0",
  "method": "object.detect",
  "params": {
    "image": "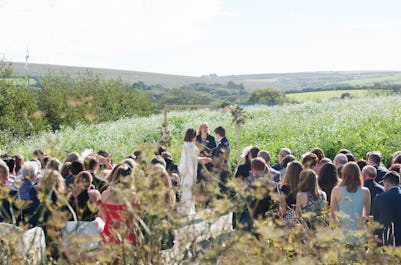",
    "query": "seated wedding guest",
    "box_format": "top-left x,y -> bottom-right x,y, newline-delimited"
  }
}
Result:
280,161 -> 303,220
362,165 -> 384,215
239,158 -> 275,231
318,162 -> 339,205
311,147 -> 325,163
13,154 -> 25,177
99,162 -> 138,244
234,146 -> 260,180
65,151 -> 80,163
97,150 -> 114,170
148,163 -> 176,214
272,148 -> 291,171
29,170 -> 67,229
257,150 -> 280,183
367,151 -> 388,184
46,158 -> 62,172
0,160 -> 18,223
331,162 -> 371,232
86,155 -> 107,192
19,161 -> 39,201
333,153 -> 348,178
356,159 -> 367,172
61,162 -> 72,179
280,155 -> 296,179
296,169 -> 327,224
33,149 -> 46,162
1,155 -> 16,183
65,160 -> 85,191
161,152 -> 181,202
67,171 -> 99,221
302,153 -> 319,170
389,163 -> 401,174
373,171 -> 401,246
